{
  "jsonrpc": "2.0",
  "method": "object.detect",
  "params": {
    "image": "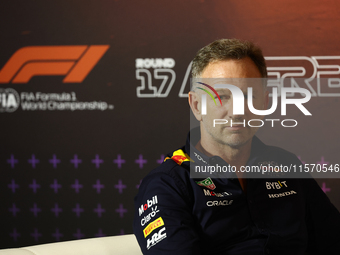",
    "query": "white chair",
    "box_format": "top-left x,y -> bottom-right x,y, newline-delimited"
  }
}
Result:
0,234 -> 143,255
